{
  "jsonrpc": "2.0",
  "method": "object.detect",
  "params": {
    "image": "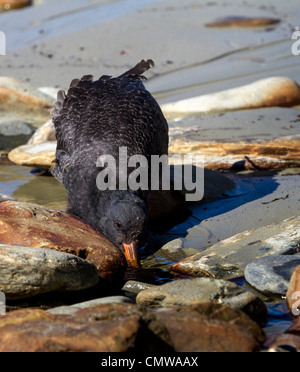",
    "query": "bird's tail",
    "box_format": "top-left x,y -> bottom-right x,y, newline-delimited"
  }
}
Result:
118,59 -> 154,79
